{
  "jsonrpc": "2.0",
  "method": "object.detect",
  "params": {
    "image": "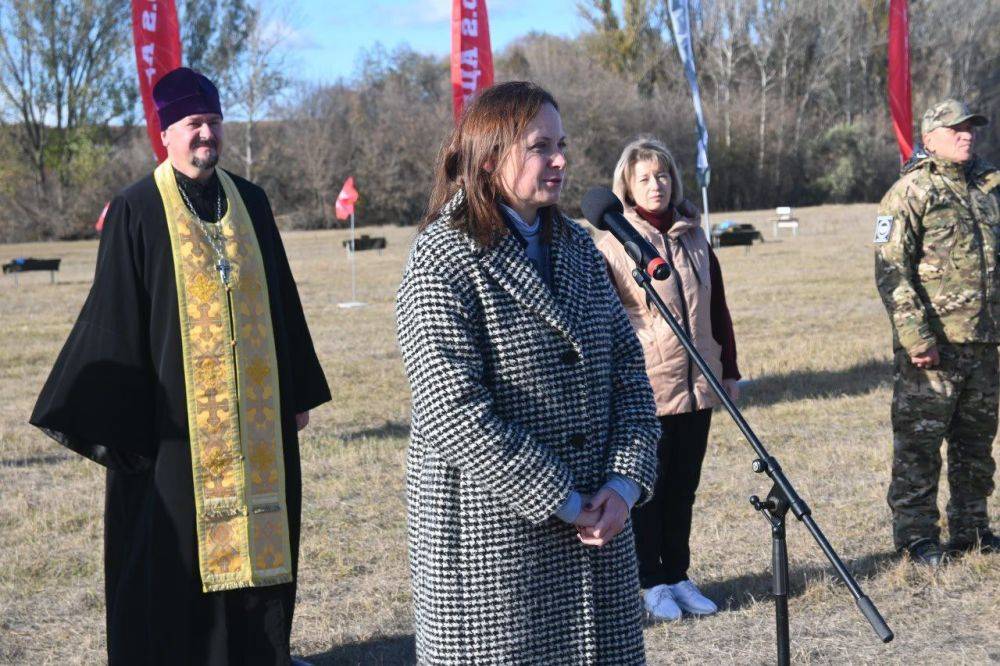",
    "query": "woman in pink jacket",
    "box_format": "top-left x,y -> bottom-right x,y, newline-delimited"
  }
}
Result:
597,136 -> 741,621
